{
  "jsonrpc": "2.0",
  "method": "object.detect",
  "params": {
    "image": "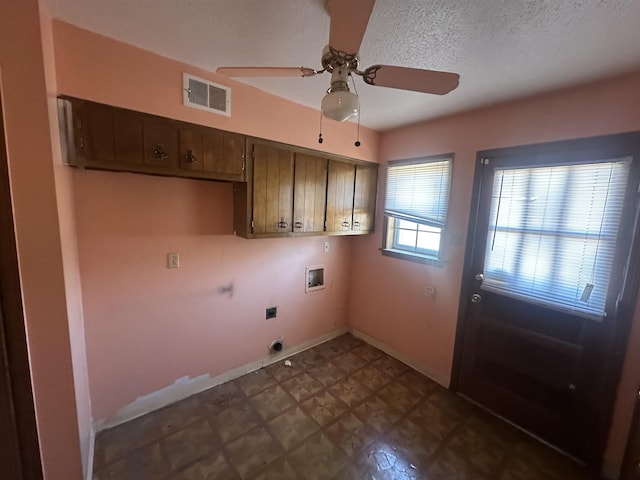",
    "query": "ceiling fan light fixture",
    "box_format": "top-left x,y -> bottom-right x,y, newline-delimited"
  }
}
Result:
321,90 -> 359,122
